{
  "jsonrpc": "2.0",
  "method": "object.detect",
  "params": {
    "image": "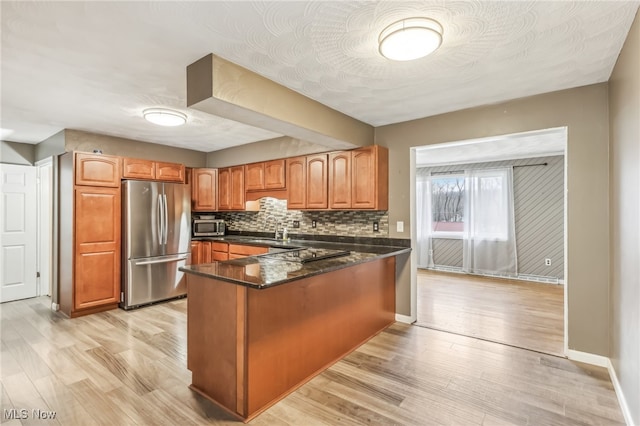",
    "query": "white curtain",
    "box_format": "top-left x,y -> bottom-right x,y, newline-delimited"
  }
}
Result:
462,167 -> 518,276
416,170 -> 434,268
